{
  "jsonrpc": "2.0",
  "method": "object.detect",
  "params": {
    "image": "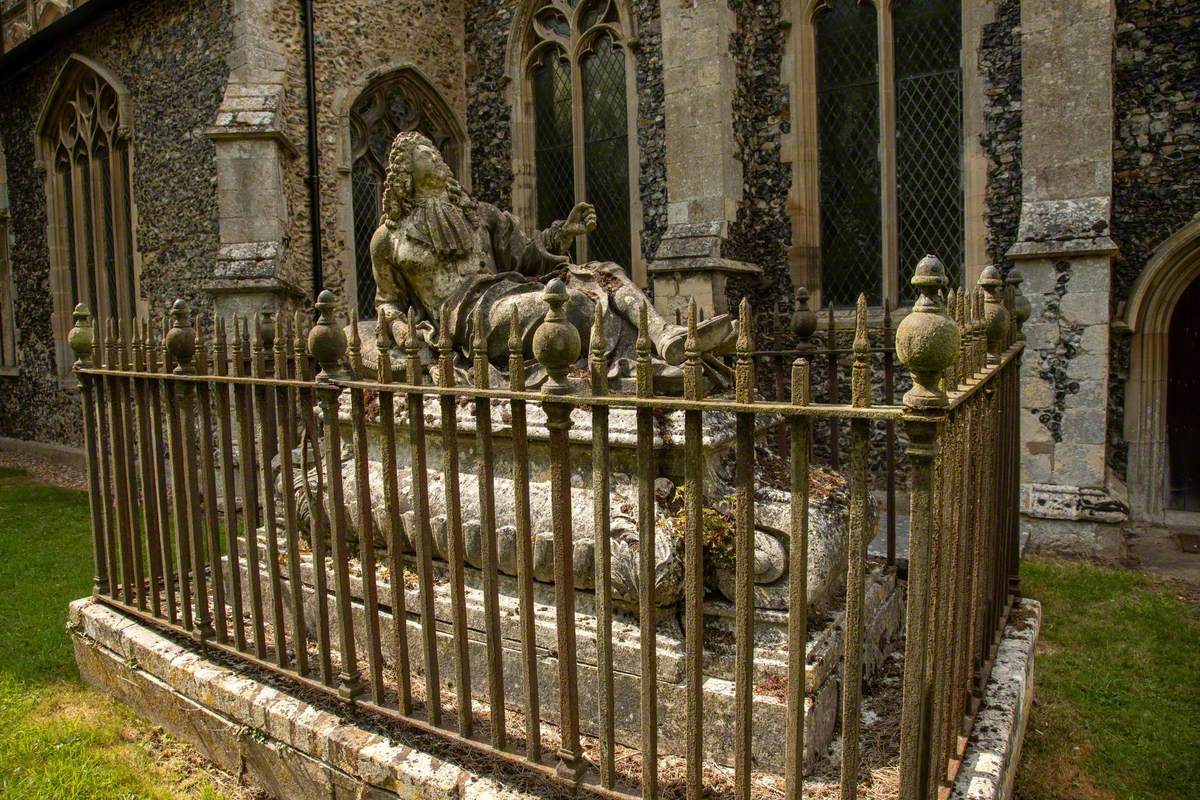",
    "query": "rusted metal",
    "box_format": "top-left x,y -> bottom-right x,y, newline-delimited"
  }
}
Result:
376,319 -> 414,713
826,302 -> 841,468
348,316 -> 385,701
471,307 -> 507,748
785,354 -> 811,800
130,319 -> 164,618
882,299 -> 896,566
733,298 -> 756,800
233,317 -> 266,654
682,299 -> 705,800
437,312 -> 471,734
213,318 -> 246,650
535,280 -> 586,783
588,305 -> 614,783
252,313 -> 287,663
75,286 -> 1027,800
196,322 -> 229,644
511,304 -> 541,761
840,296 -> 872,800
404,309 -> 440,722
636,301 -> 658,800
